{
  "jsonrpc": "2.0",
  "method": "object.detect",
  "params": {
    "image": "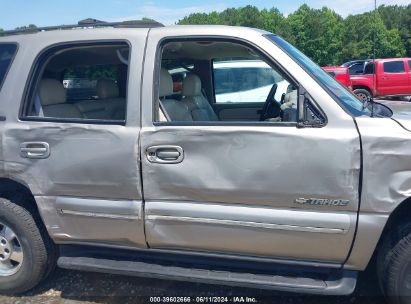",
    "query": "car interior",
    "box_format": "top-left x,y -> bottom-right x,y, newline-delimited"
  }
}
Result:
24,40 -> 298,124
26,43 -> 129,121
159,40 -> 298,123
